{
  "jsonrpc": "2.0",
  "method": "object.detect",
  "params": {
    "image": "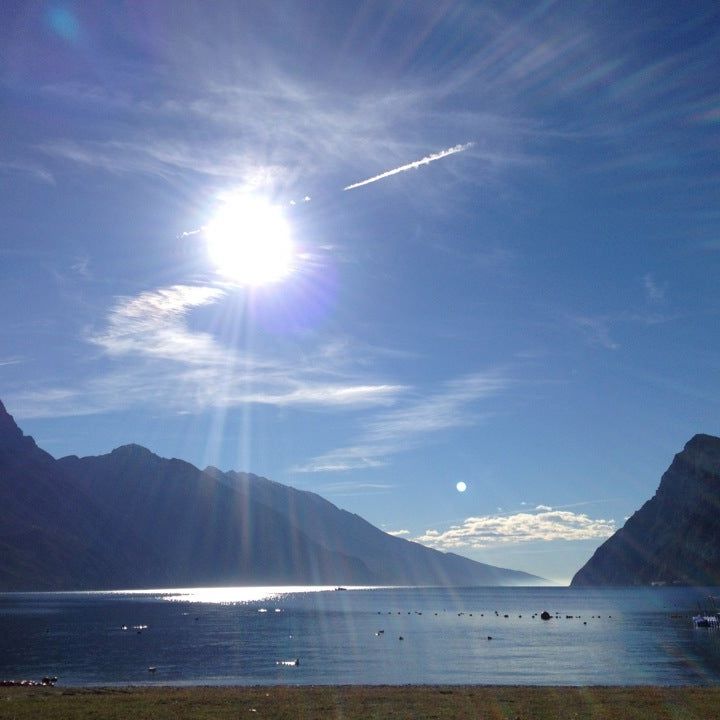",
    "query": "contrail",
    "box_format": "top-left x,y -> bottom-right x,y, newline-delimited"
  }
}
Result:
343,142 -> 474,191
180,145 -> 473,239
